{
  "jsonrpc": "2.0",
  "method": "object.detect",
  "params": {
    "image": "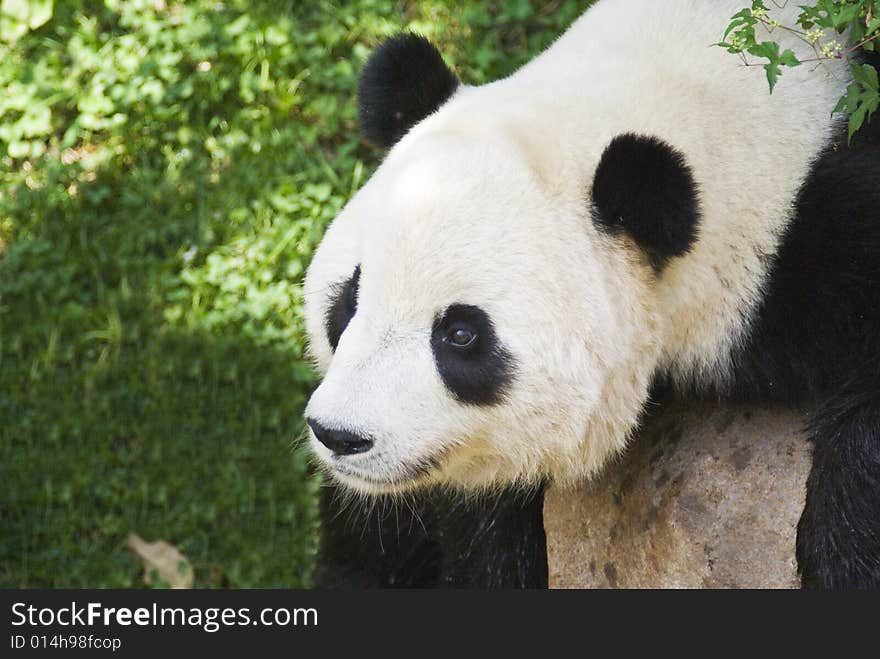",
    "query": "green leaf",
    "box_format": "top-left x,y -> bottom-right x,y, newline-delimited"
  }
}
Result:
0,0 -> 53,43
745,41 -> 799,93
779,49 -> 800,67
848,100 -> 870,141
833,63 -> 880,142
